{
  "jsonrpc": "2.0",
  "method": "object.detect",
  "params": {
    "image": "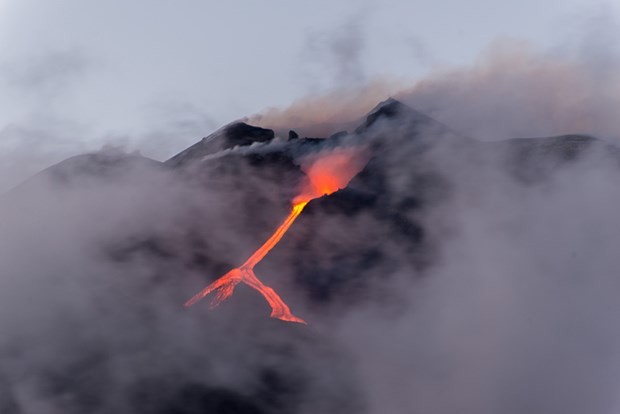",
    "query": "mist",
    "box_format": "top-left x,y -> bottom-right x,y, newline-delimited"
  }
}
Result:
326,136 -> 620,414
2,7 -> 620,414
251,24 -> 620,413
